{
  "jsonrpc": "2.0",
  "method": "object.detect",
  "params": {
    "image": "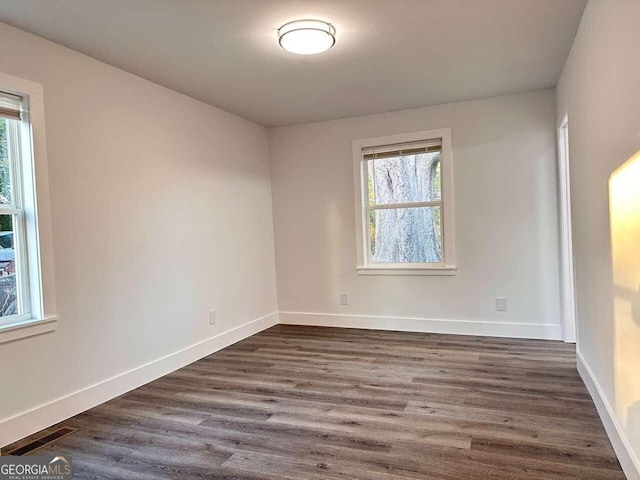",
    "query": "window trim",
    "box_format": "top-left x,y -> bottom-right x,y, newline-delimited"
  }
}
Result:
0,72 -> 57,343
352,128 -> 456,275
